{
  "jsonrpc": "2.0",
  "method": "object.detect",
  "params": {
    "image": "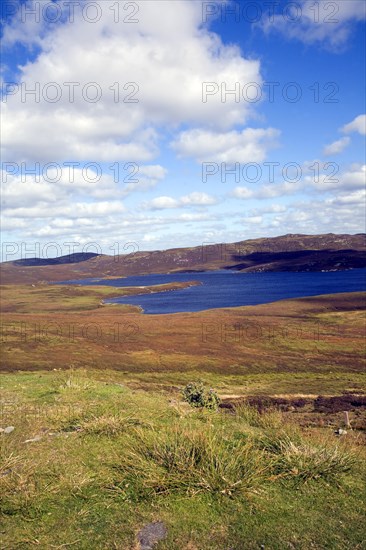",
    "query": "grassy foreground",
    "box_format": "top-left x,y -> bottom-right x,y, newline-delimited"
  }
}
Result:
1,369 -> 366,549
1,285 -> 365,547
